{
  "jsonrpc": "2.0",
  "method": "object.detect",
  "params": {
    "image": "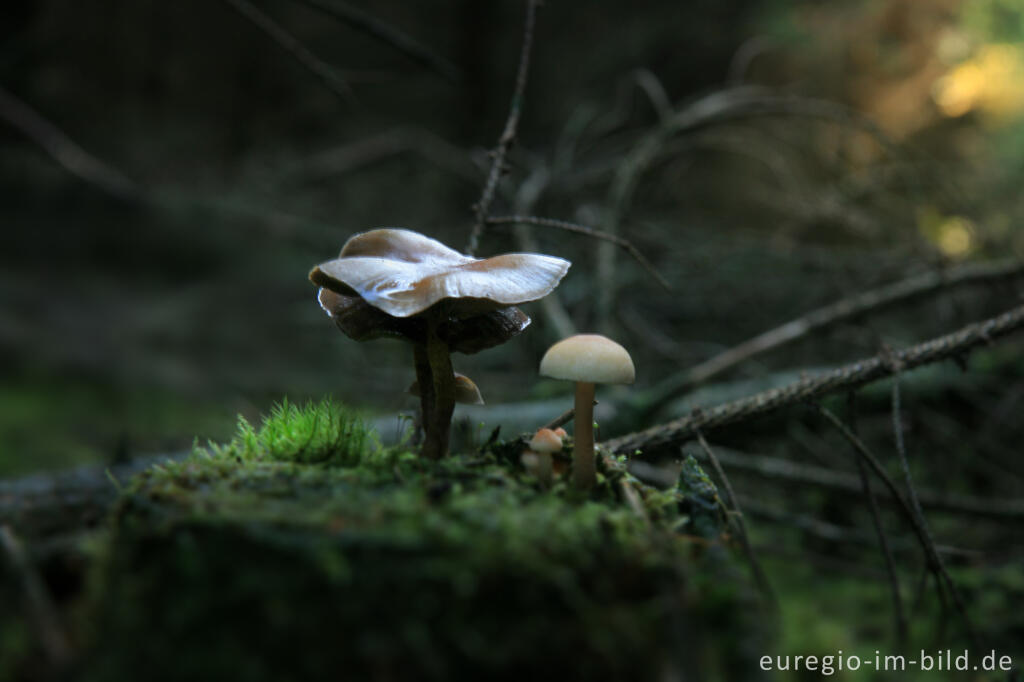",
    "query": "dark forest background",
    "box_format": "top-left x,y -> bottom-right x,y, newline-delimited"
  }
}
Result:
5,0 -> 1024,474
3,1 -> 1024,676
